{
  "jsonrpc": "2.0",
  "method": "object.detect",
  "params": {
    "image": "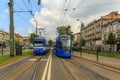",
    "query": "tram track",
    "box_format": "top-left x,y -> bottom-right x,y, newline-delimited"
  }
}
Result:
61,57 -> 110,80
17,51 -> 50,80
60,58 -> 76,80
0,55 -> 35,80
61,55 -> 120,80
72,56 -> 120,74
17,55 -> 42,80
0,55 -> 42,80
